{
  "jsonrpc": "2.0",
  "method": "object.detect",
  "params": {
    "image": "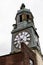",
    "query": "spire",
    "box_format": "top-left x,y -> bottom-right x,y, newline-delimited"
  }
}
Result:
20,3 -> 25,9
